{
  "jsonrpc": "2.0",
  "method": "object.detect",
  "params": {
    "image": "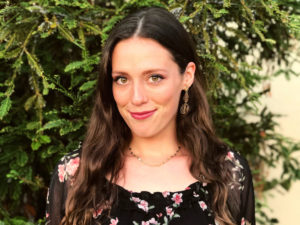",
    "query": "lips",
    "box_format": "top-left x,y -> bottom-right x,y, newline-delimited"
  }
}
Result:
130,109 -> 157,120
